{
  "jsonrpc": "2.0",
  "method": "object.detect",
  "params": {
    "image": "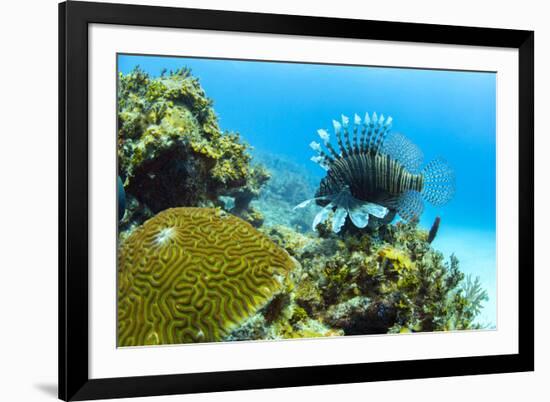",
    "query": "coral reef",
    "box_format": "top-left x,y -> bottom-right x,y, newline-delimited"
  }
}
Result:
220,216 -> 488,340
226,164 -> 271,227
116,72 -> 488,344
117,207 -> 296,346
249,151 -> 320,232
117,67 -> 267,230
